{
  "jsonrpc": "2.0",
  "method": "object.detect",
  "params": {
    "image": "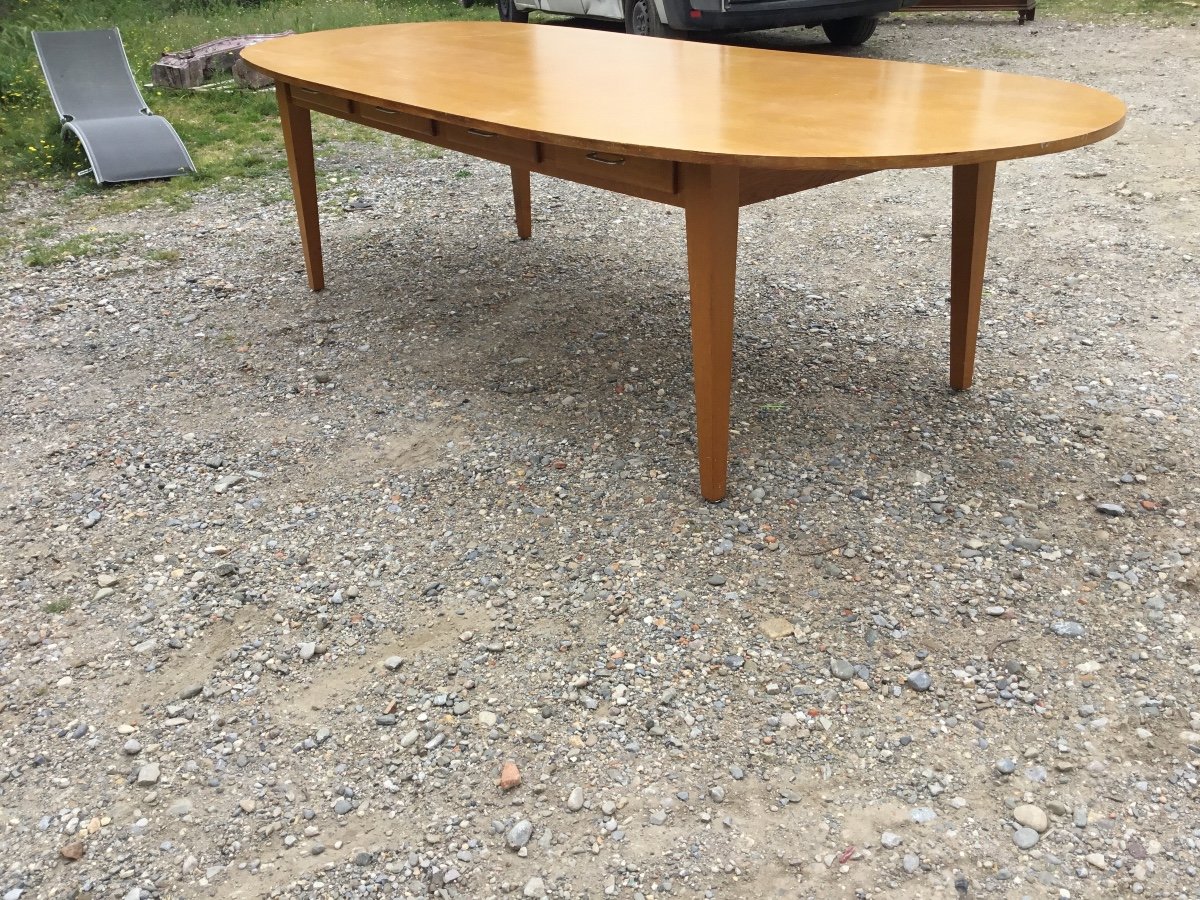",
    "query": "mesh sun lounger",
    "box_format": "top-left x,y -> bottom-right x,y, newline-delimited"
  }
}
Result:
32,27 -> 196,184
